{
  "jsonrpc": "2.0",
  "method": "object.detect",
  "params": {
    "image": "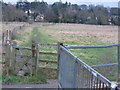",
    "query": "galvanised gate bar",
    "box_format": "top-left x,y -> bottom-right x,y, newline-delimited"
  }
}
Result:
58,44 -> 120,89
